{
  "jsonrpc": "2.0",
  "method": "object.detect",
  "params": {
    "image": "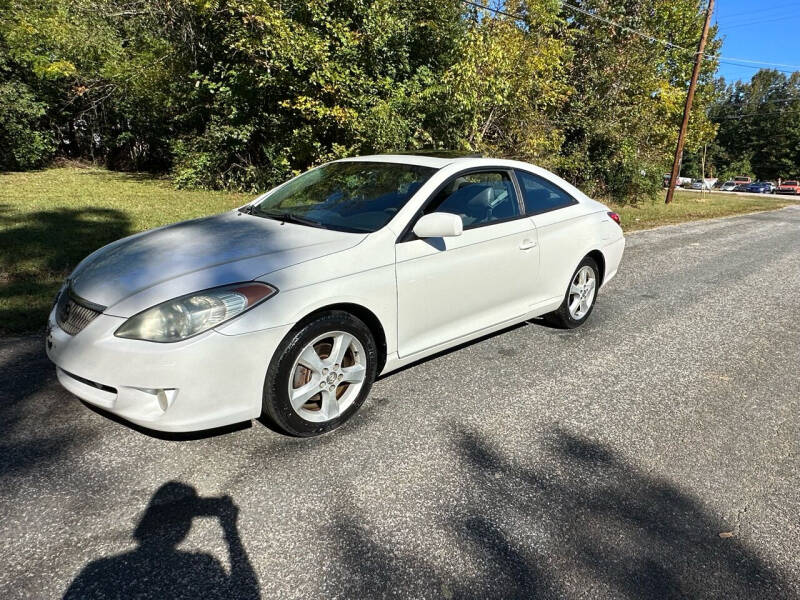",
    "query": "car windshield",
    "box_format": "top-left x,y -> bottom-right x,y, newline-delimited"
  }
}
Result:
252,161 -> 436,233
784,181 -> 798,186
